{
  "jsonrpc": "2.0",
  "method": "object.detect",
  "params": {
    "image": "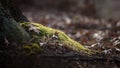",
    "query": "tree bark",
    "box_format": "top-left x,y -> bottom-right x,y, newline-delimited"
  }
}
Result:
0,0 -> 30,45
0,0 -> 29,22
